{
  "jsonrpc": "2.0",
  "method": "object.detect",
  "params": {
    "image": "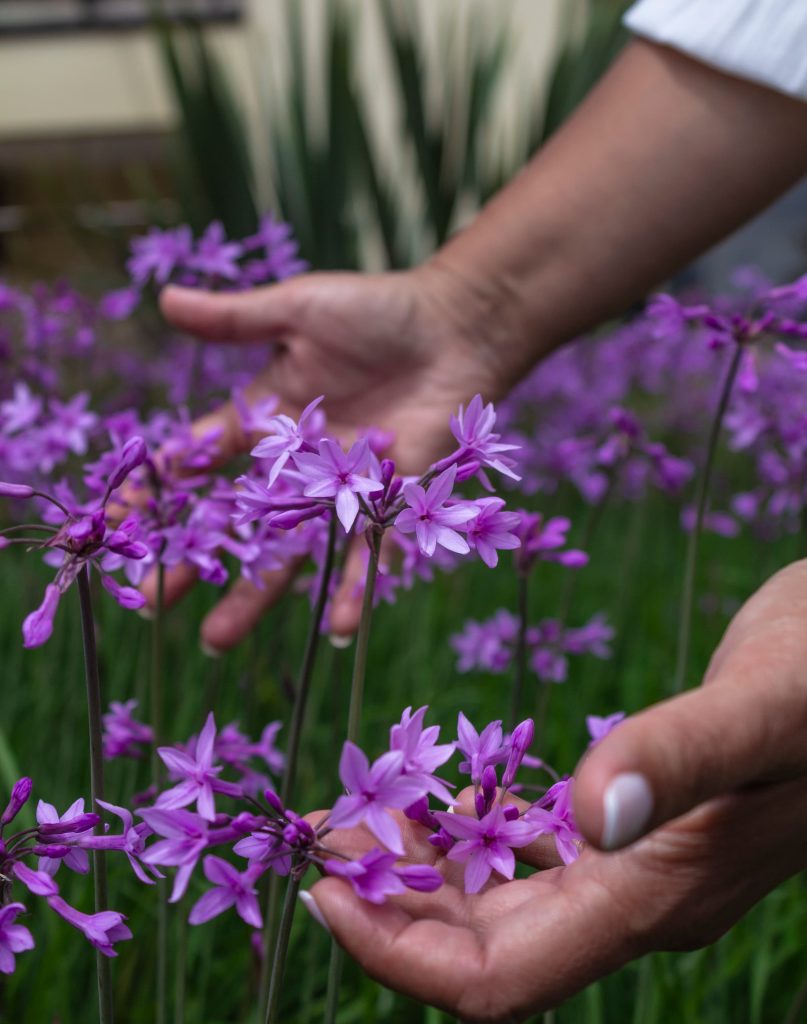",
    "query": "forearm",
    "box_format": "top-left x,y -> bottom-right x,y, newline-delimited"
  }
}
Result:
430,39 -> 807,388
